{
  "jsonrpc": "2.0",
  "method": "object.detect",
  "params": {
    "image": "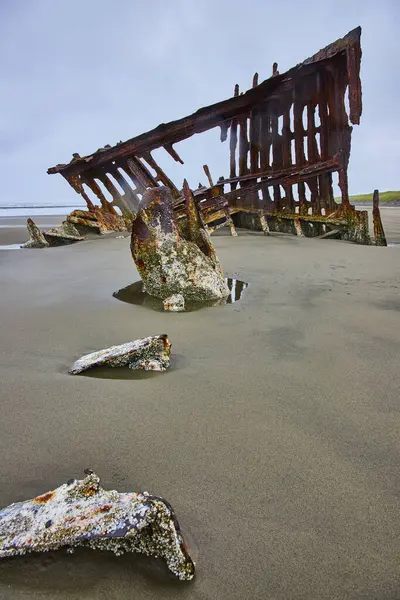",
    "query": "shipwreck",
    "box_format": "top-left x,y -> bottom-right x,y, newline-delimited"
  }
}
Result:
47,26 -> 385,246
